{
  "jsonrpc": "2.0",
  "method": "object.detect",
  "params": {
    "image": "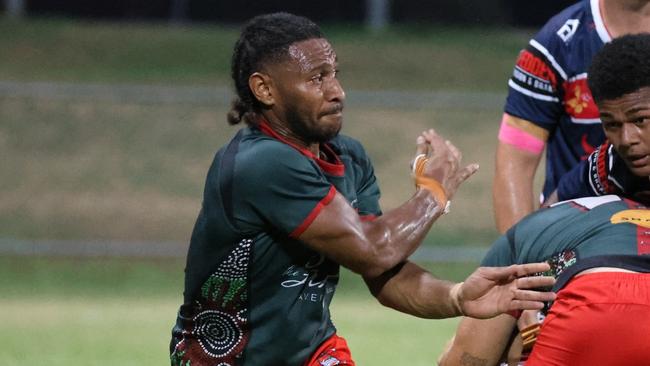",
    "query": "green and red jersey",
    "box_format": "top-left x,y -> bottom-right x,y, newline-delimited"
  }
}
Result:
482,195 -> 650,293
171,120 -> 381,366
